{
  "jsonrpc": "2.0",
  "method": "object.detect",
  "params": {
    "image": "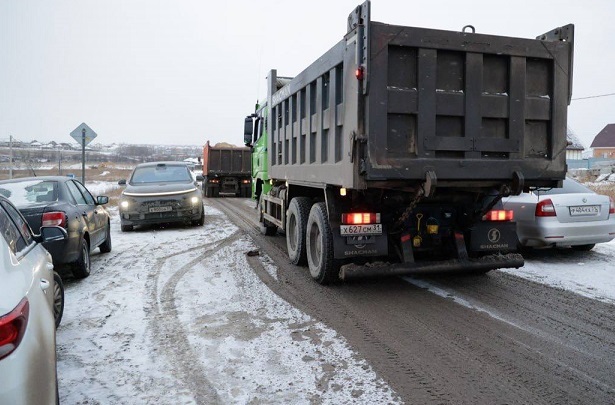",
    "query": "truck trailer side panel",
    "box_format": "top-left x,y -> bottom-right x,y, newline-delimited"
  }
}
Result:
267,8 -> 573,191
